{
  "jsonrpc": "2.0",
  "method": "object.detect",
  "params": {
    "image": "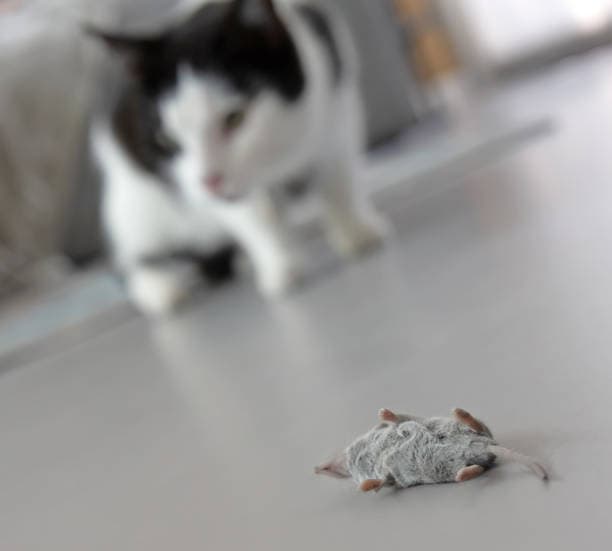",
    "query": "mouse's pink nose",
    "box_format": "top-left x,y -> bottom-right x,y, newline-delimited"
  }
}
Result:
204,172 -> 224,194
